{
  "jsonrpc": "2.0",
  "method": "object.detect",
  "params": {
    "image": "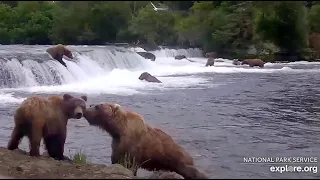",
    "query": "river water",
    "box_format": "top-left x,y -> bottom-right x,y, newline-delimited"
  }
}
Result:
0,45 -> 319,178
